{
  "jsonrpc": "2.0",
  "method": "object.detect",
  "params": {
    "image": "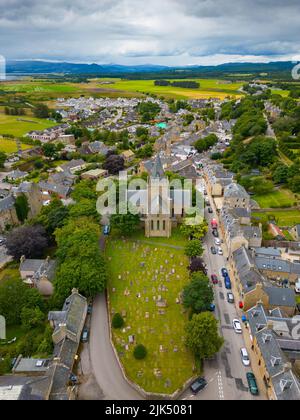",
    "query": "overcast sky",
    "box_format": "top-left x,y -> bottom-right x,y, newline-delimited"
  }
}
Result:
1,0 -> 300,65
